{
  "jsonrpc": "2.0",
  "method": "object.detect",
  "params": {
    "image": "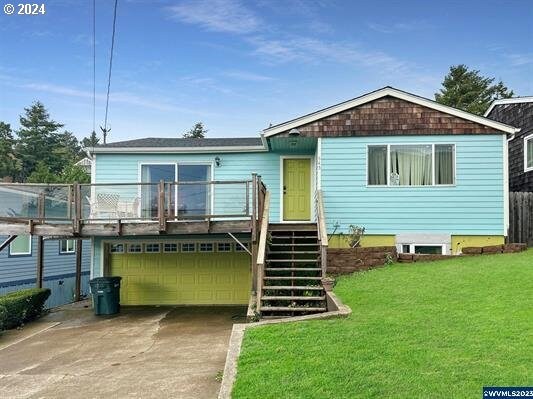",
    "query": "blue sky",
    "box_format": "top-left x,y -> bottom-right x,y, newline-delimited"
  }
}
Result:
0,0 -> 532,142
